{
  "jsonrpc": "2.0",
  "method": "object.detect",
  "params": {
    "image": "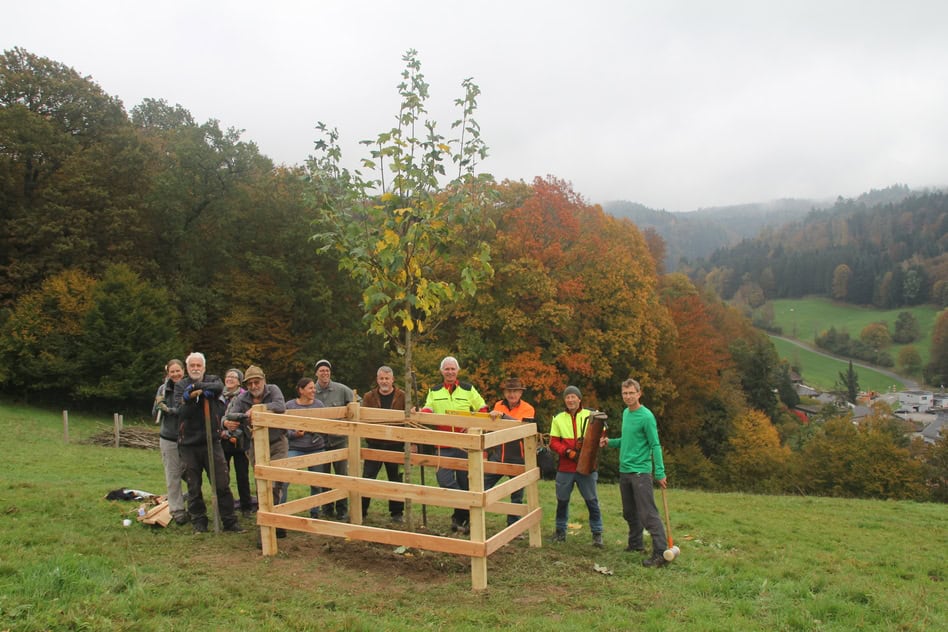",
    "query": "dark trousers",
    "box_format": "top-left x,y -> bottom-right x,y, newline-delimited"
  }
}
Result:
484,469 -> 525,526
619,472 -> 667,554
222,442 -> 252,510
179,441 -> 238,529
361,440 -> 404,517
